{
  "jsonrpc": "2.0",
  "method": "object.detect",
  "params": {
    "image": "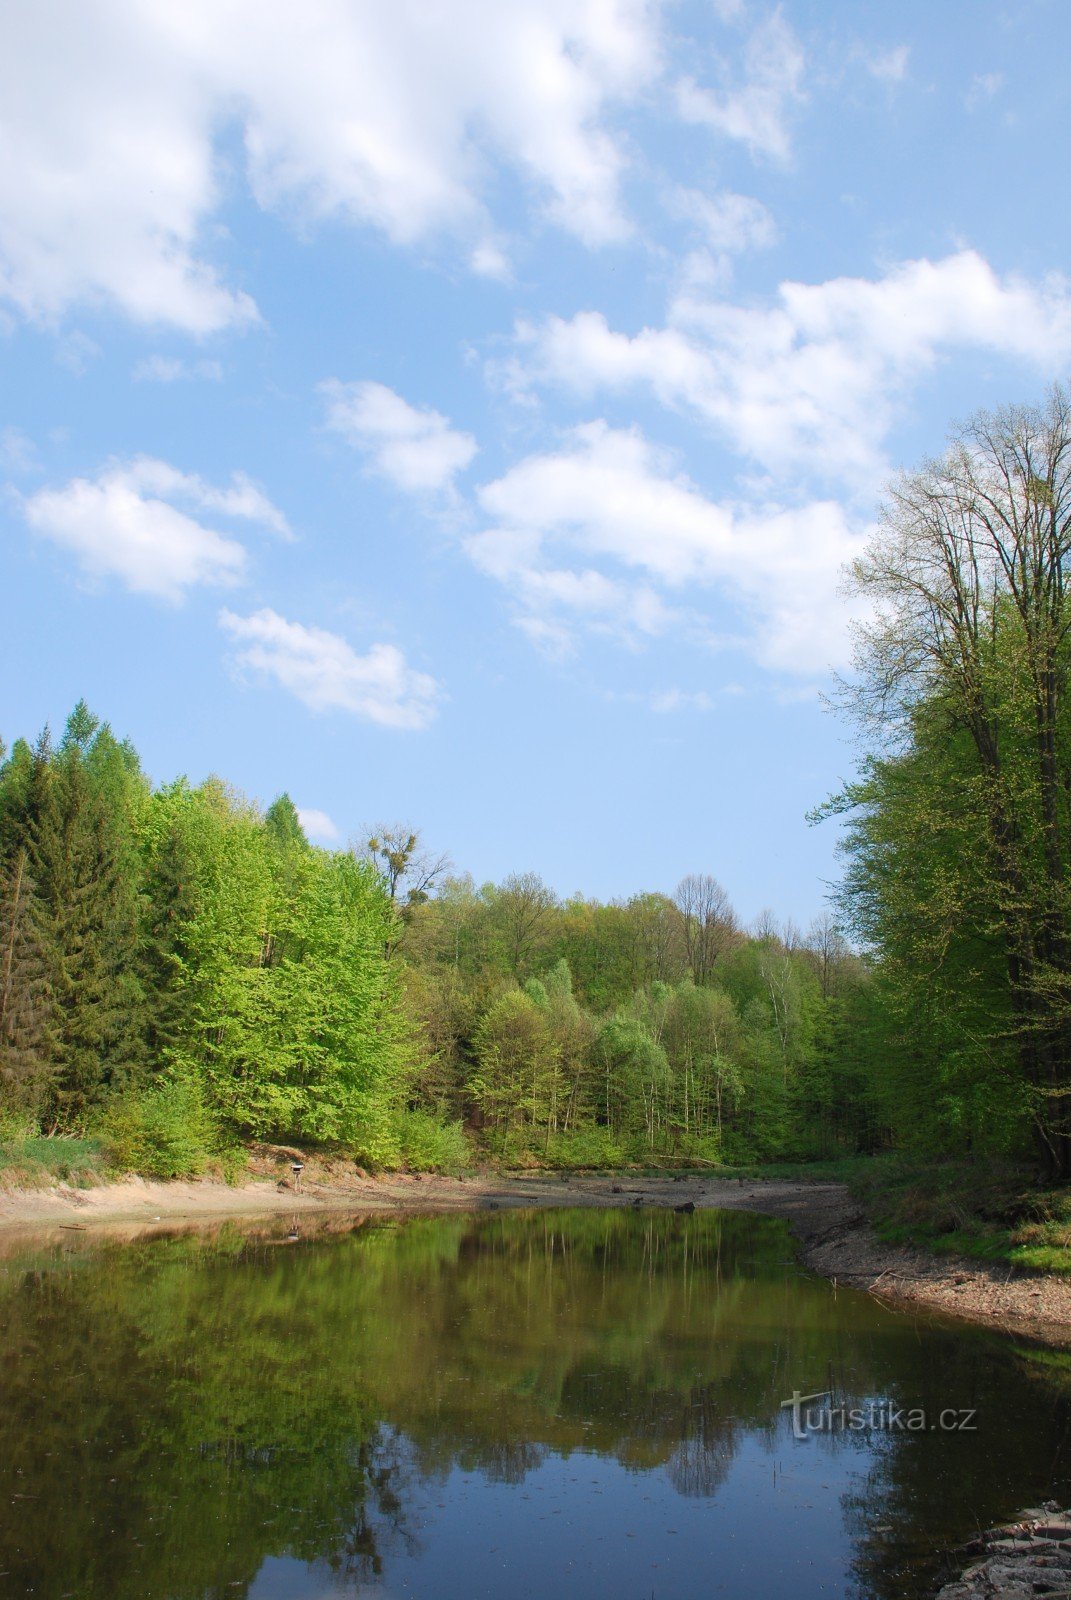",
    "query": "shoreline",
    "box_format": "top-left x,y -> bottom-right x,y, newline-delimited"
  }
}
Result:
2,1167 -> 1071,1347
